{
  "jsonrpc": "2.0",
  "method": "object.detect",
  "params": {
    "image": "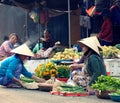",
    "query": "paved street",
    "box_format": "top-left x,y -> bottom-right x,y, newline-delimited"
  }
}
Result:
0,86 -> 117,103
